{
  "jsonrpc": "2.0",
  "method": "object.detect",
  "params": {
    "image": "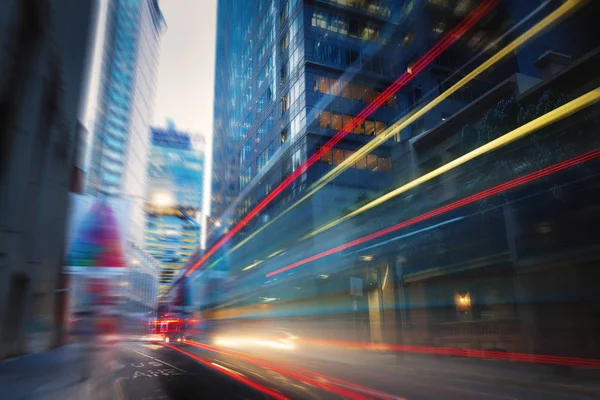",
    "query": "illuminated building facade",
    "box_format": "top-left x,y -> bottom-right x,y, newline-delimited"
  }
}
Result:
145,124 -> 205,289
